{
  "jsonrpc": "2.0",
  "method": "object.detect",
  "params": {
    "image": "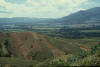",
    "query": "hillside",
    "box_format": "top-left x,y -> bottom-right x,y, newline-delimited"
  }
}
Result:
36,43 -> 100,67
0,32 -> 65,60
59,7 -> 100,24
0,32 -> 100,67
